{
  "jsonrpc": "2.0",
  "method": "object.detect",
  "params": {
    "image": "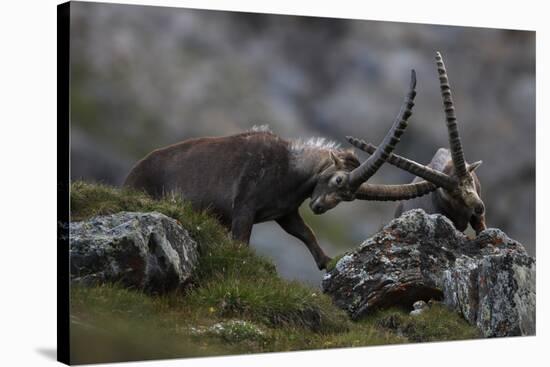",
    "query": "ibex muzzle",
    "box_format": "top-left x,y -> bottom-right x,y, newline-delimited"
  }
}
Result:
348,52 -> 487,235
125,70 -> 427,270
